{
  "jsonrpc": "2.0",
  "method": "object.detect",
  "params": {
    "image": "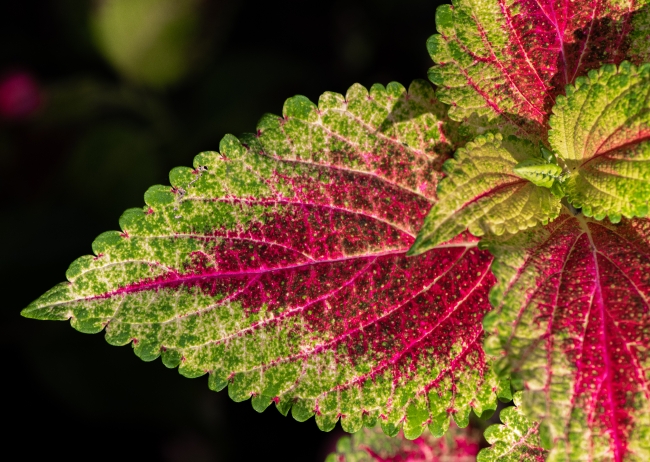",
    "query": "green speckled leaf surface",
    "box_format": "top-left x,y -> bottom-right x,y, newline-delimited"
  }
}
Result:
550,62 -> 650,222
427,0 -> 646,136
478,392 -> 546,462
